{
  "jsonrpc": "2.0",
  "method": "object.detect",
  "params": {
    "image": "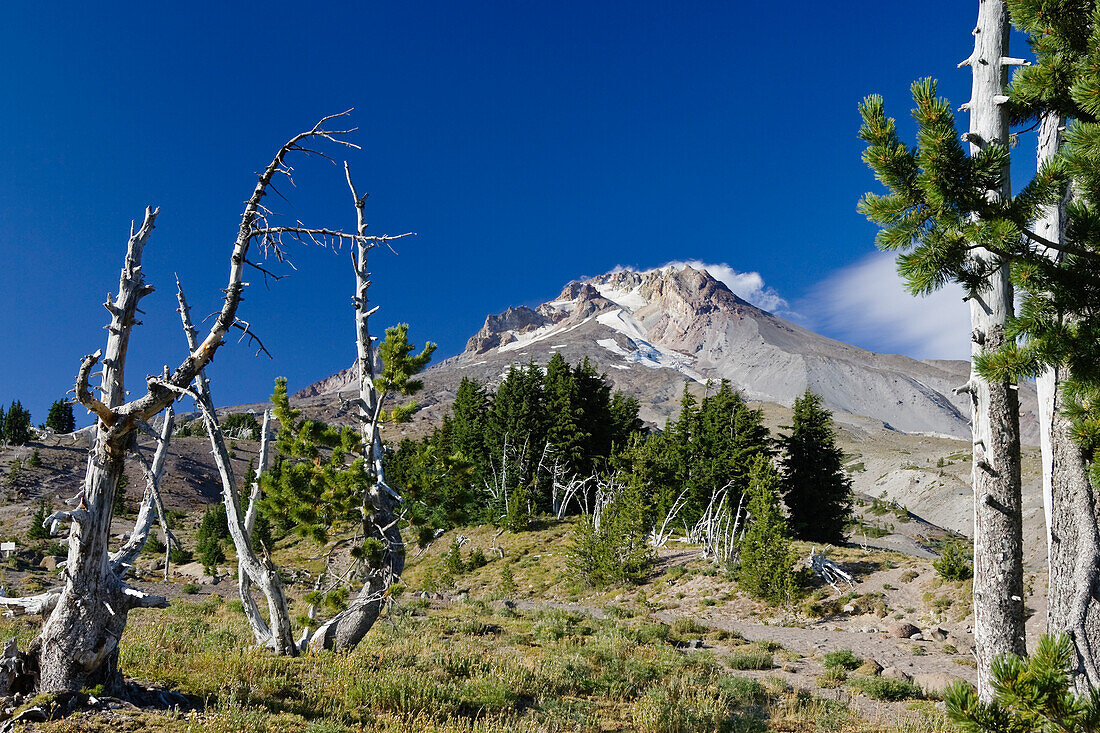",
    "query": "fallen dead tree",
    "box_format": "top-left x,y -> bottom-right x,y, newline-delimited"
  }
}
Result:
806,548 -> 855,593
